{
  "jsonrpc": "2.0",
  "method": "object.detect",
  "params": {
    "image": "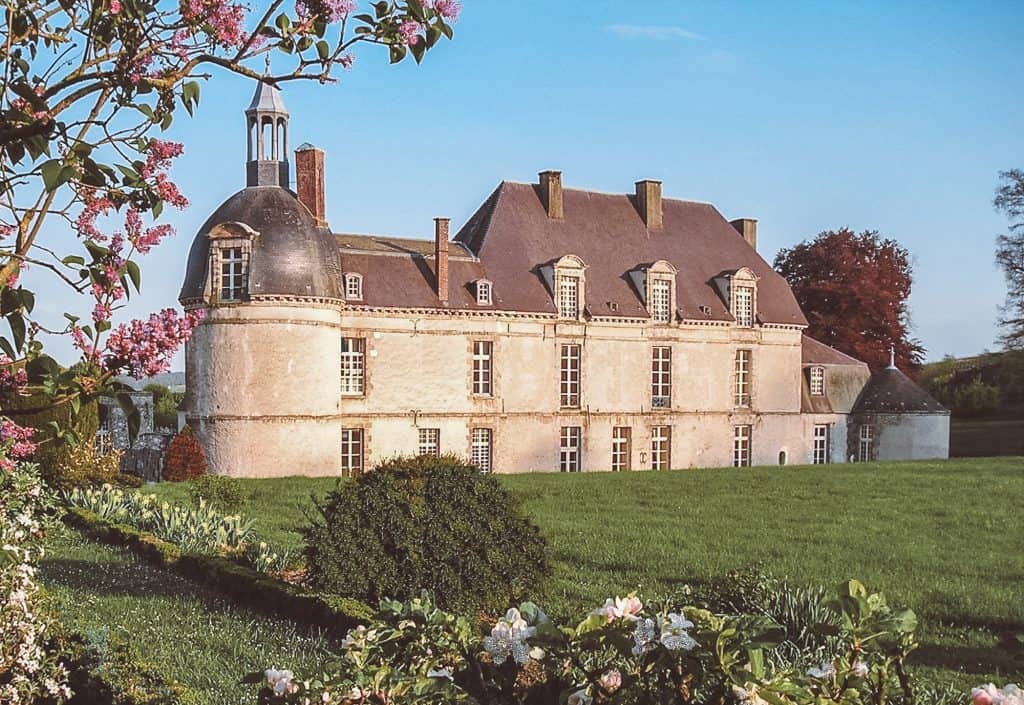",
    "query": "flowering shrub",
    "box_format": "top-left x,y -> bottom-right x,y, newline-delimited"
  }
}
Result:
65,484 -> 254,553
251,580 -> 926,705
973,684 -> 1023,705
1,464 -> 70,703
48,441 -> 139,491
162,426 -> 208,482
304,454 -> 549,613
